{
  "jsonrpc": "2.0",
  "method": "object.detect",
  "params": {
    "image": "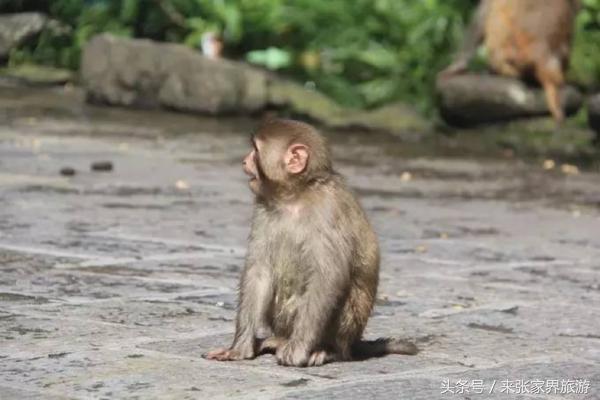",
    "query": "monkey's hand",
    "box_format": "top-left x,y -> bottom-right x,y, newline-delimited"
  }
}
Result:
203,341 -> 255,361
276,340 -> 310,367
